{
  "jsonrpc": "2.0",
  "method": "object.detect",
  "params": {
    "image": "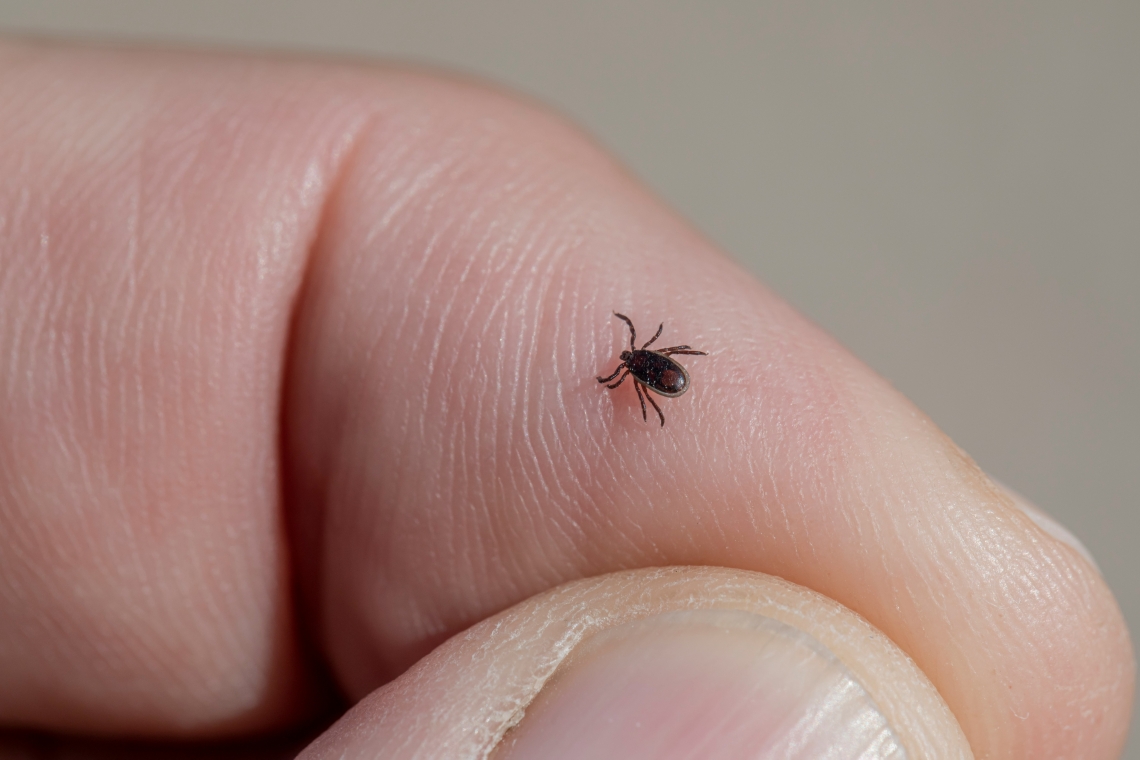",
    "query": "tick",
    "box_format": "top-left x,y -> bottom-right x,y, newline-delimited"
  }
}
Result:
596,312 -> 708,426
